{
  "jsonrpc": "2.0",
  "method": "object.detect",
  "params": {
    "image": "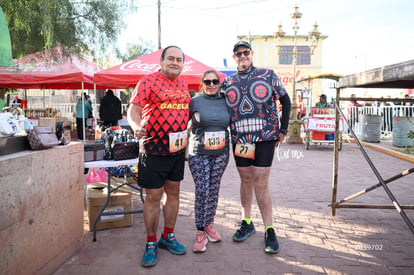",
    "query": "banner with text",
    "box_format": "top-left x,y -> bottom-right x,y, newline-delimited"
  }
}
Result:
307,117 -> 344,133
